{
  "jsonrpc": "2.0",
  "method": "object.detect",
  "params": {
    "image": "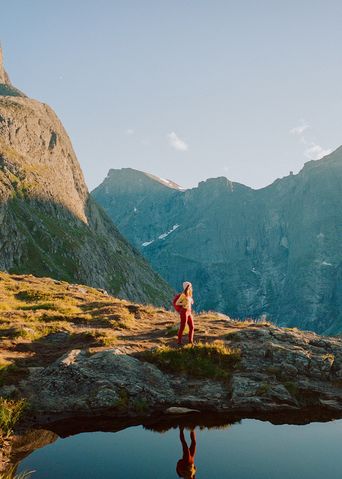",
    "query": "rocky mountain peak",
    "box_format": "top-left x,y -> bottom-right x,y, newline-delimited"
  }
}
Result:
102,168 -> 185,196
197,176 -> 251,195
0,45 -> 11,85
0,49 -> 173,305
